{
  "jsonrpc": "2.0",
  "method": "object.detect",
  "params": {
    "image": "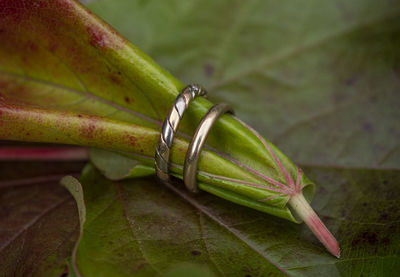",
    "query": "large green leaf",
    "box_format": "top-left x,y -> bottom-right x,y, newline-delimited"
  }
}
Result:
0,161 -> 83,276
86,0 -> 400,169
64,164 -> 400,276
0,0 -> 317,222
